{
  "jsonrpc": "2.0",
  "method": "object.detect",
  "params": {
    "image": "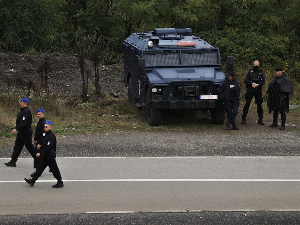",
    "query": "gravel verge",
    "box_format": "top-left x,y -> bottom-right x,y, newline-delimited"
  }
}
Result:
1,124 -> 300,157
